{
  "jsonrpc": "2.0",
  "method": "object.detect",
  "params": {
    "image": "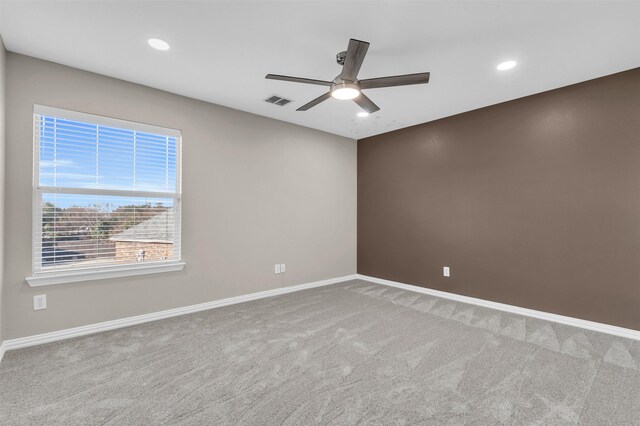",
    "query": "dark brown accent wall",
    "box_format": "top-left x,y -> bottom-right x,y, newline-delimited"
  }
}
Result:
358,68 -> 640,330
